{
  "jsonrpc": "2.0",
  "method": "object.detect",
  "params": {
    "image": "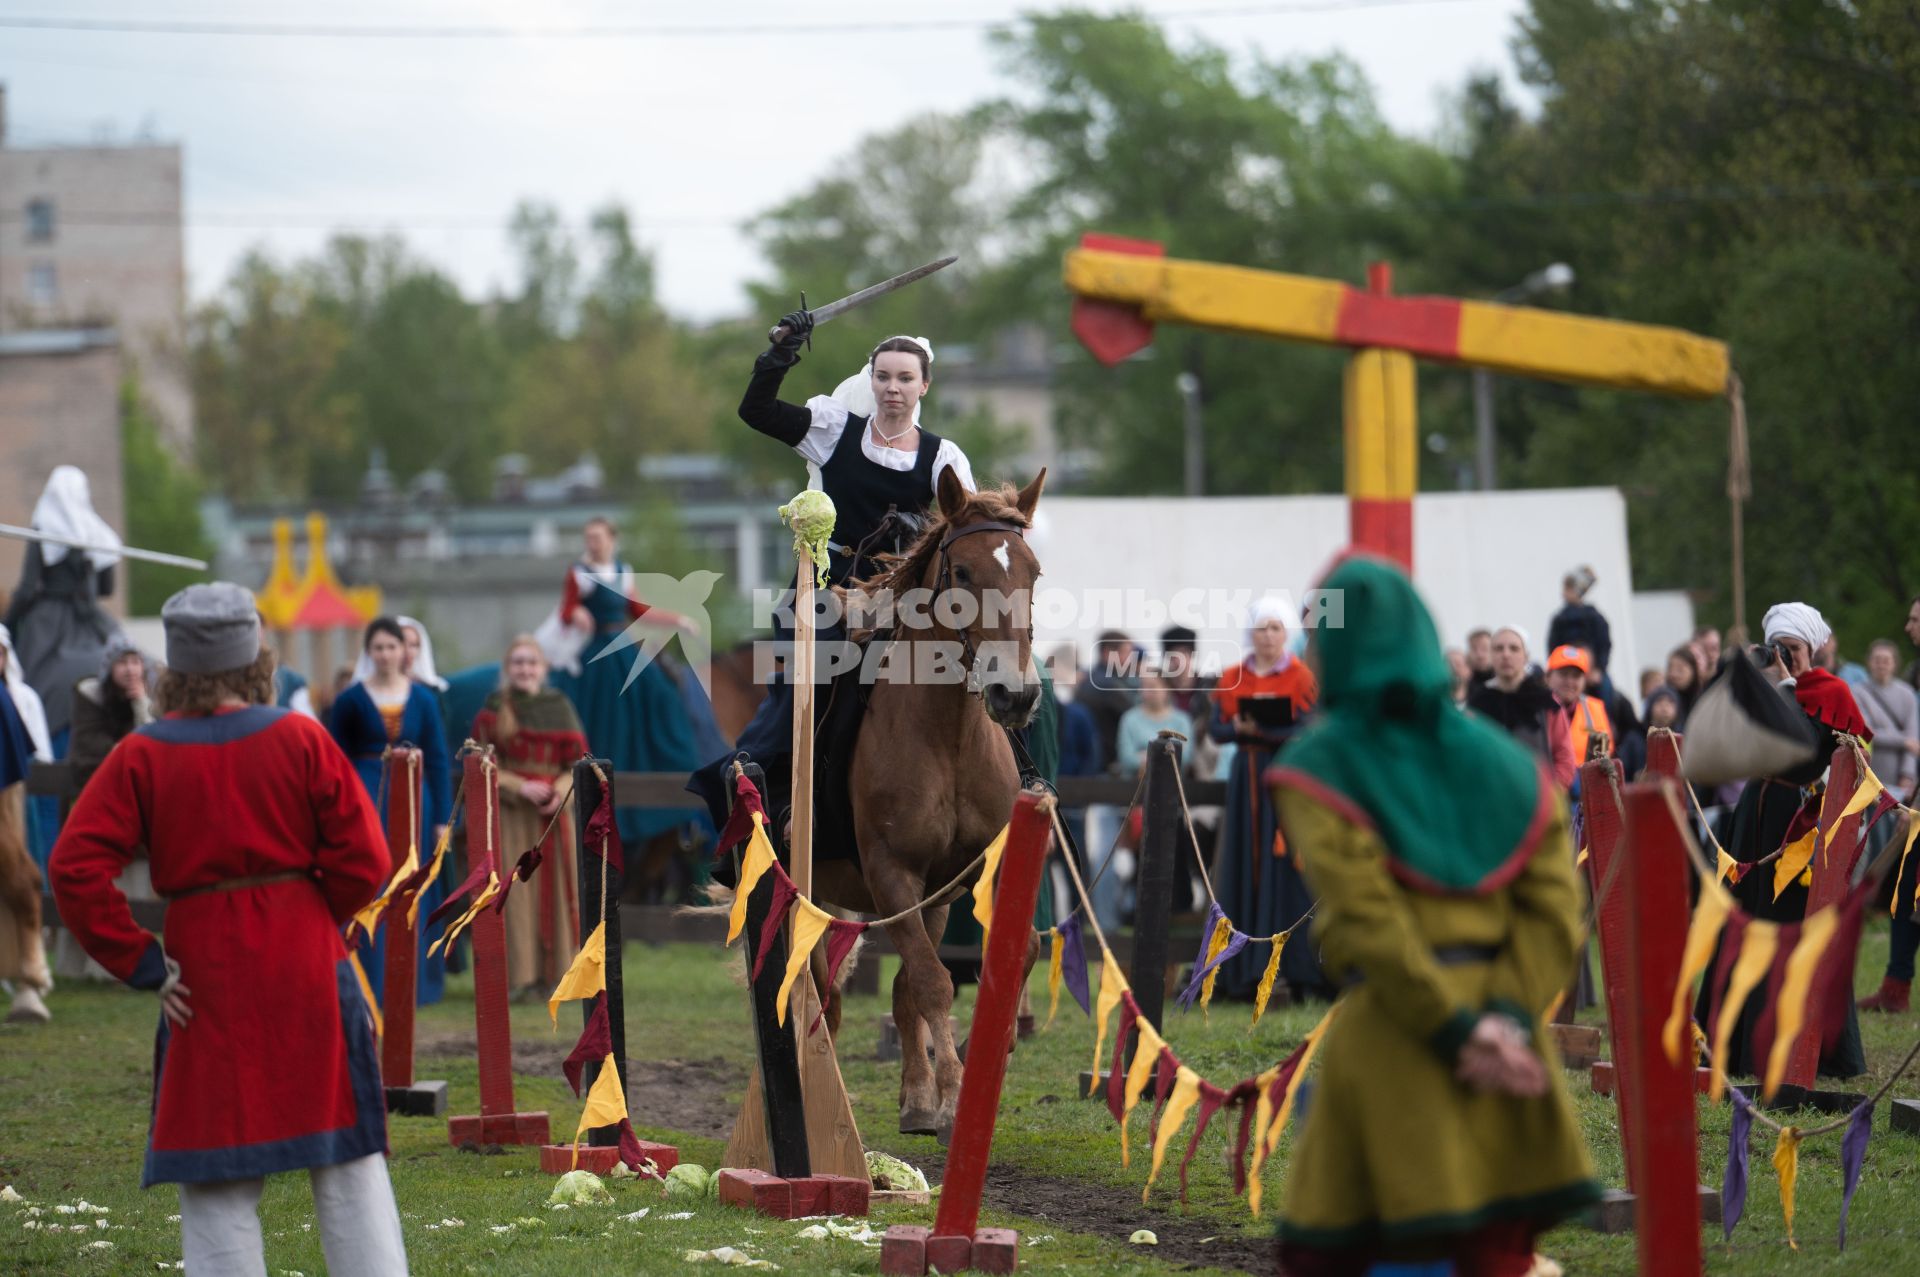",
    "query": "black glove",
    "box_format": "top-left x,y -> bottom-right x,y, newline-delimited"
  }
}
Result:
766,308 -> 813,364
